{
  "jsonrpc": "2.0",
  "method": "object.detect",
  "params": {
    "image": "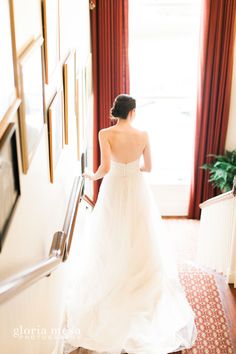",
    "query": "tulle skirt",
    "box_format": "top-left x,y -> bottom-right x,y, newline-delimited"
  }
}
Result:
62,159 -> 197,354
